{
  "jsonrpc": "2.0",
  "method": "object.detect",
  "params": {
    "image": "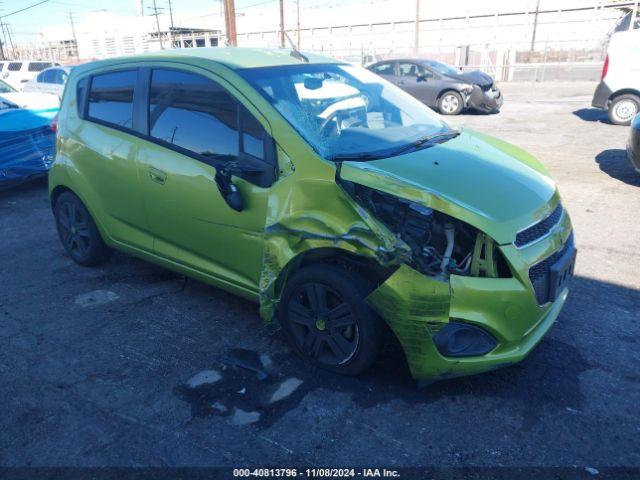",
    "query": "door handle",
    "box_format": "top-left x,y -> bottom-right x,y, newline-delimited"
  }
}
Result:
148,167 -> 167,185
